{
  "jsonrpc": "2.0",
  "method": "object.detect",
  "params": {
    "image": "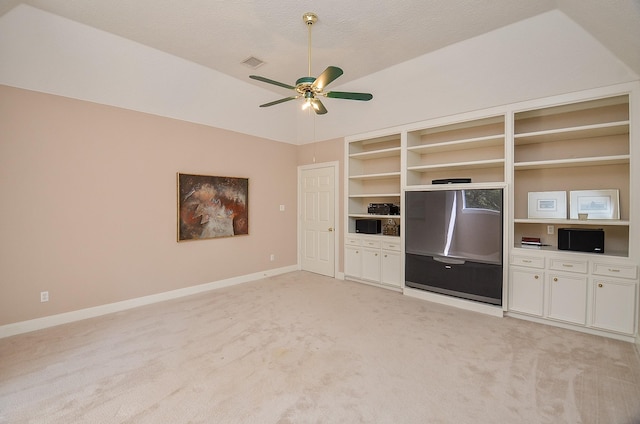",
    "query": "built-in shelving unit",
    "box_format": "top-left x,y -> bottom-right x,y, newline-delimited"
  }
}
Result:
344,82 -> 638,341
512,94 -> 631,257
406,115 -> 506,187
347,133 -> 401,237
